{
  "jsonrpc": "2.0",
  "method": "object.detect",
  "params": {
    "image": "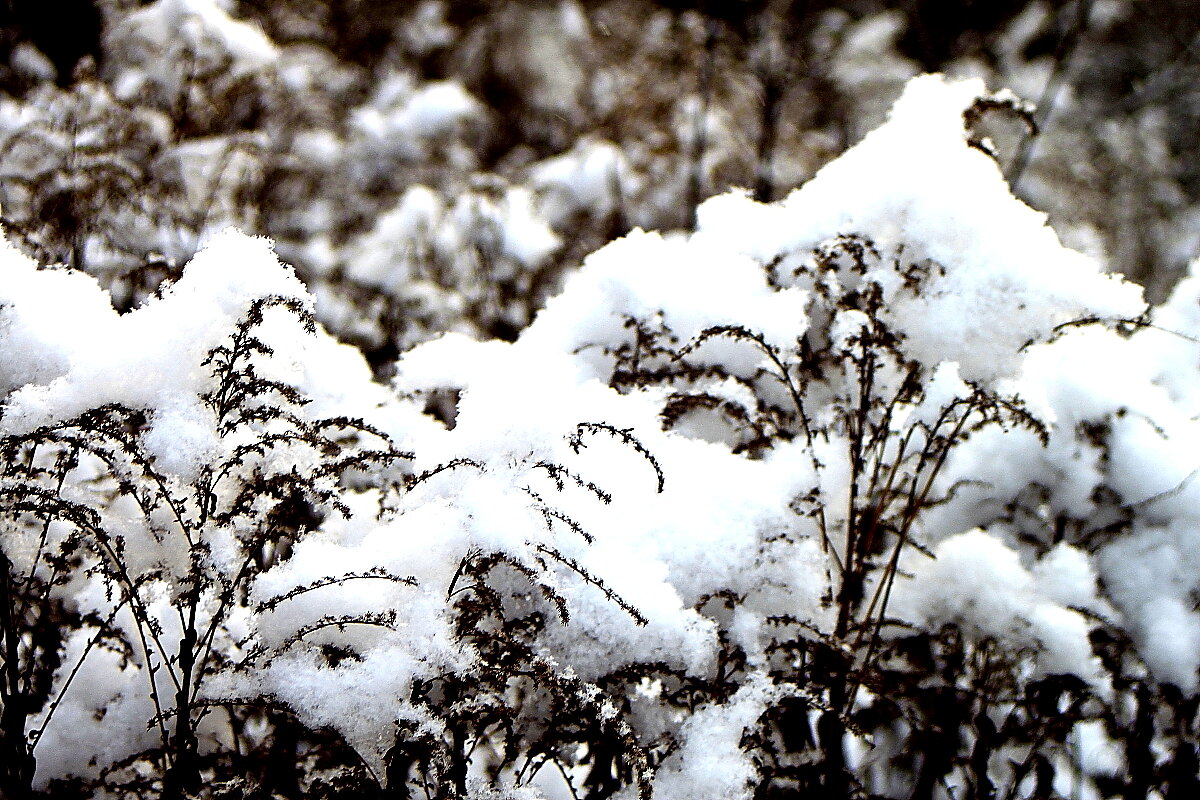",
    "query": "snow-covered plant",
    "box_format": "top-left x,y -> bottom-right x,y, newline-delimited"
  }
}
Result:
7,10 -> 1200,792
0,73 -> 169,275
0,51 -> 265,310
0,231 -> 405,797
331,179 -> 561,355
371,74 -> 1150,799
244,403 -> 670,797
104,0 -> 278,139
3,306 -> 397,796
